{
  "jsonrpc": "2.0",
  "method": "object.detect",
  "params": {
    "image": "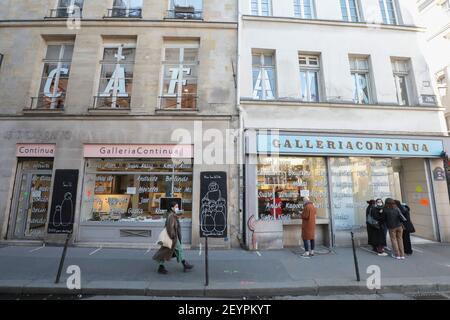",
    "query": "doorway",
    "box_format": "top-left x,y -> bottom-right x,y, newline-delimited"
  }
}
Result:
8,159 -> 53,240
